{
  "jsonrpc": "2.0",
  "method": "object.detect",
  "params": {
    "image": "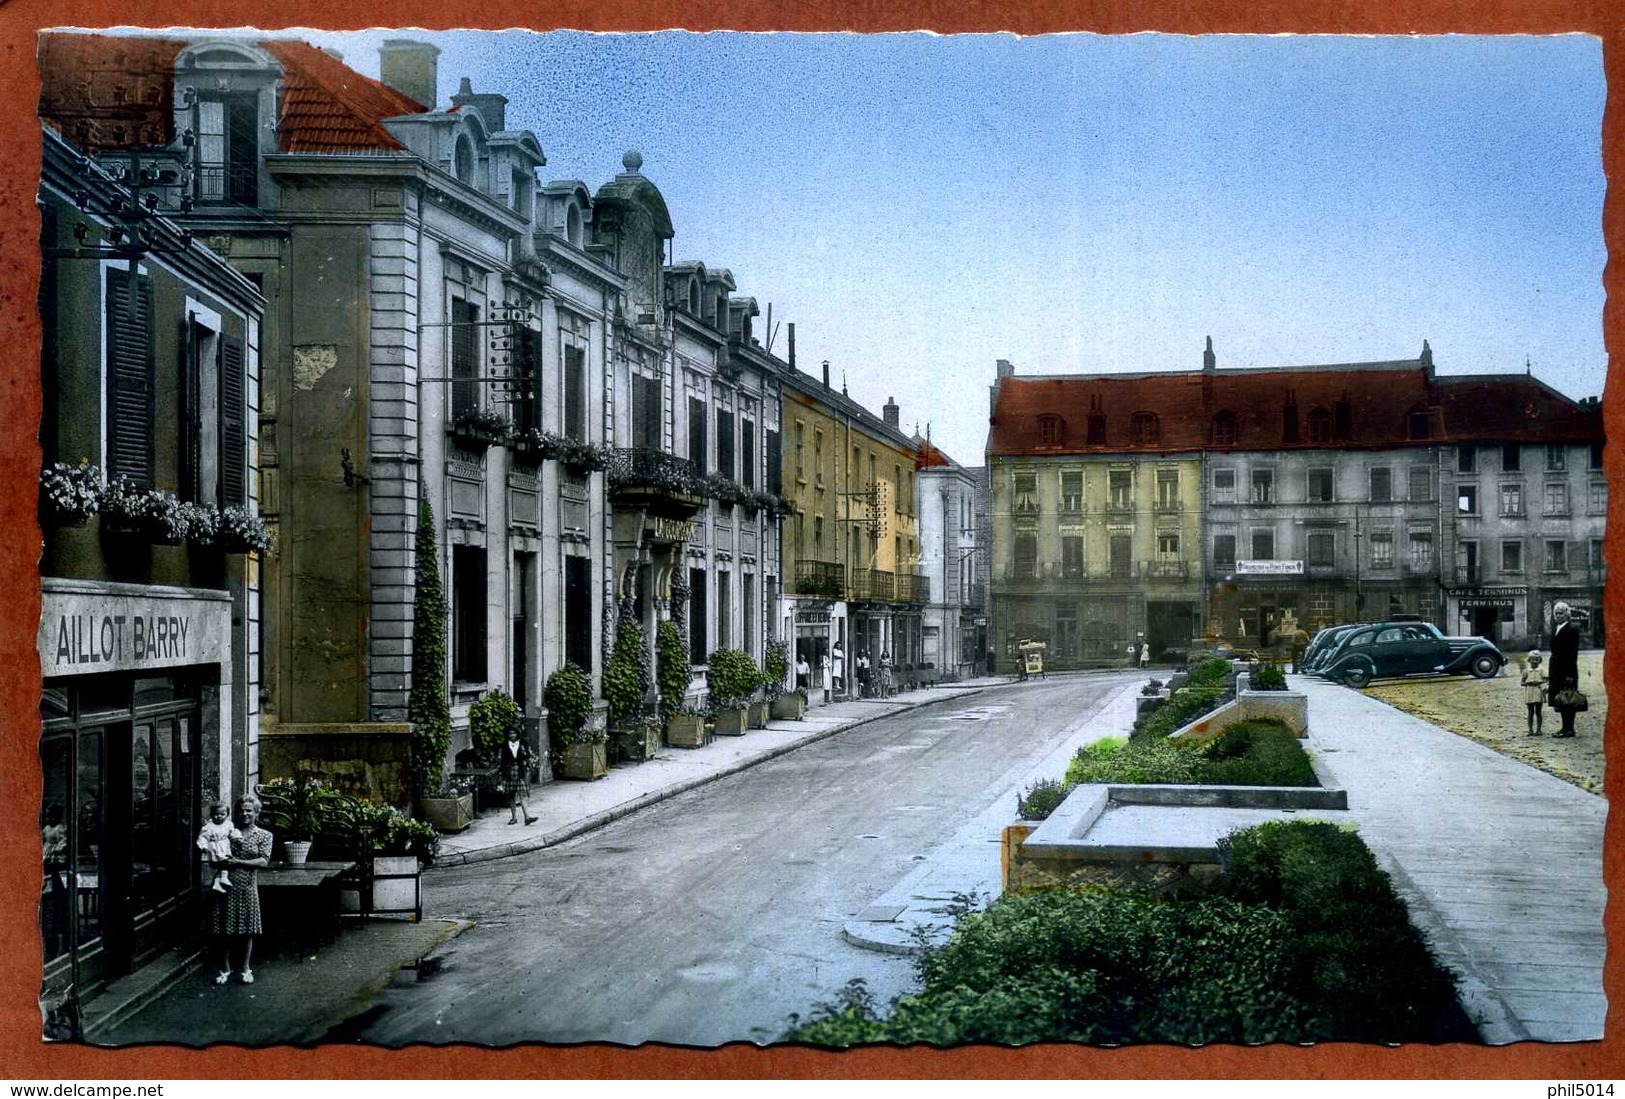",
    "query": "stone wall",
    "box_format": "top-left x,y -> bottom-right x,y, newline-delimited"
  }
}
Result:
259,722 -> 414,807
